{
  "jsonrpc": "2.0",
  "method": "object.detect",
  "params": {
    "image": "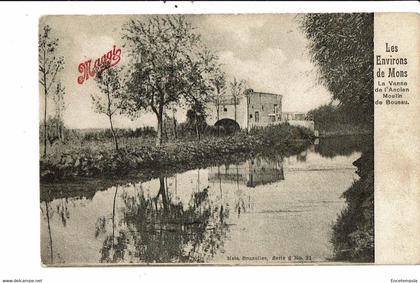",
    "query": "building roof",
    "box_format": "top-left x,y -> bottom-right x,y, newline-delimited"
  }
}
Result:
250,91 -> 282,98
